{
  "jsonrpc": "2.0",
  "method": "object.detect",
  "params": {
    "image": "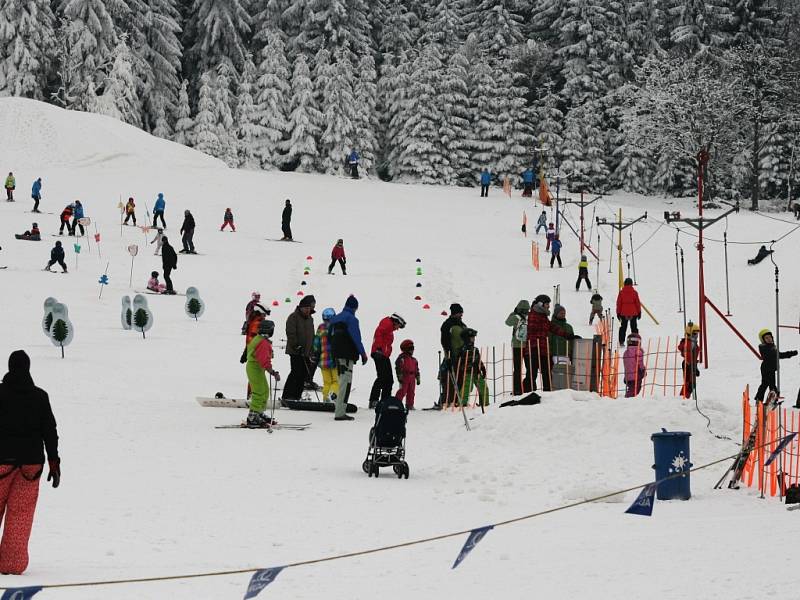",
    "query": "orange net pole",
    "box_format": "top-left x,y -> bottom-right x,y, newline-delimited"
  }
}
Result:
671,336 -> 678,396
501,343 -> 506,397
769,410 -> 778,497
662,336 -> 671,396
757,402 -> 765,494
645,338 -> 655,397
612,351 -> 620,399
